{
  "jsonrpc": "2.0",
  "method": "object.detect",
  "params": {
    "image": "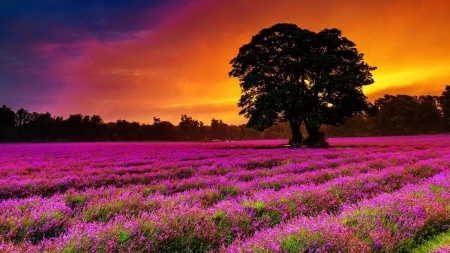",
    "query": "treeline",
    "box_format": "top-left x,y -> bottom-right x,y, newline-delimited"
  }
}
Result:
325,86 -> 450,137
0,108 -> 292,142
1,86 -> 450,142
